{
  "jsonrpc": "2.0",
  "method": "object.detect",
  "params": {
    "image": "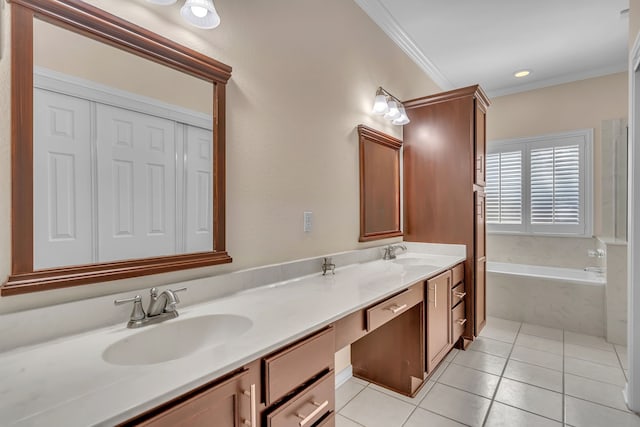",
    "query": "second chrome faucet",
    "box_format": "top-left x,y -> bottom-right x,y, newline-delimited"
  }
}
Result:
115,287 -> 187,329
